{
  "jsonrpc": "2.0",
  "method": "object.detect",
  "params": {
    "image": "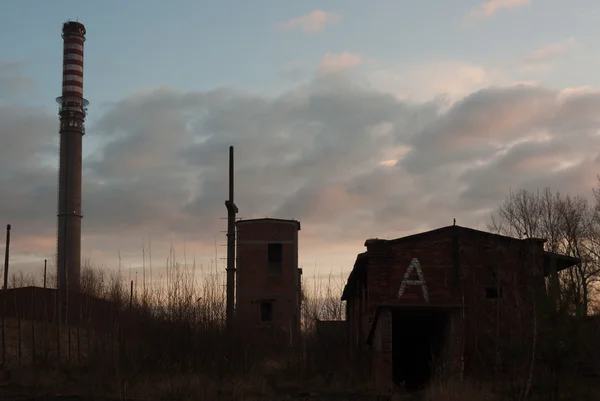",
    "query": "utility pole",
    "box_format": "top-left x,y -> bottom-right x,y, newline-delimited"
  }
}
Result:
3,224 -> 10,291
225,146 -> 238,330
